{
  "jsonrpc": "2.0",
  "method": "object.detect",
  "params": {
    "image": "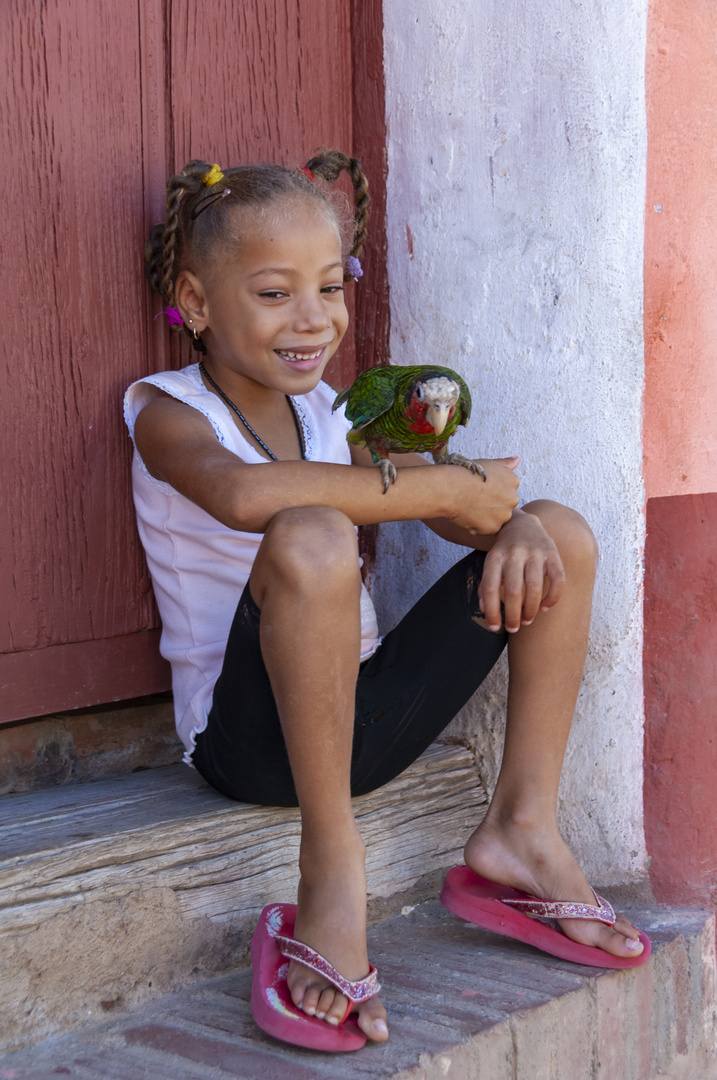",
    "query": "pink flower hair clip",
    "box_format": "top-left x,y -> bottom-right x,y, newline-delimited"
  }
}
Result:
154,307 -> 184,329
